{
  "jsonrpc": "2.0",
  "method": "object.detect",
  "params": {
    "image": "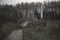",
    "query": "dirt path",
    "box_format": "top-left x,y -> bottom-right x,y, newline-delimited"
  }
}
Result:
4,29 -> 23,40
